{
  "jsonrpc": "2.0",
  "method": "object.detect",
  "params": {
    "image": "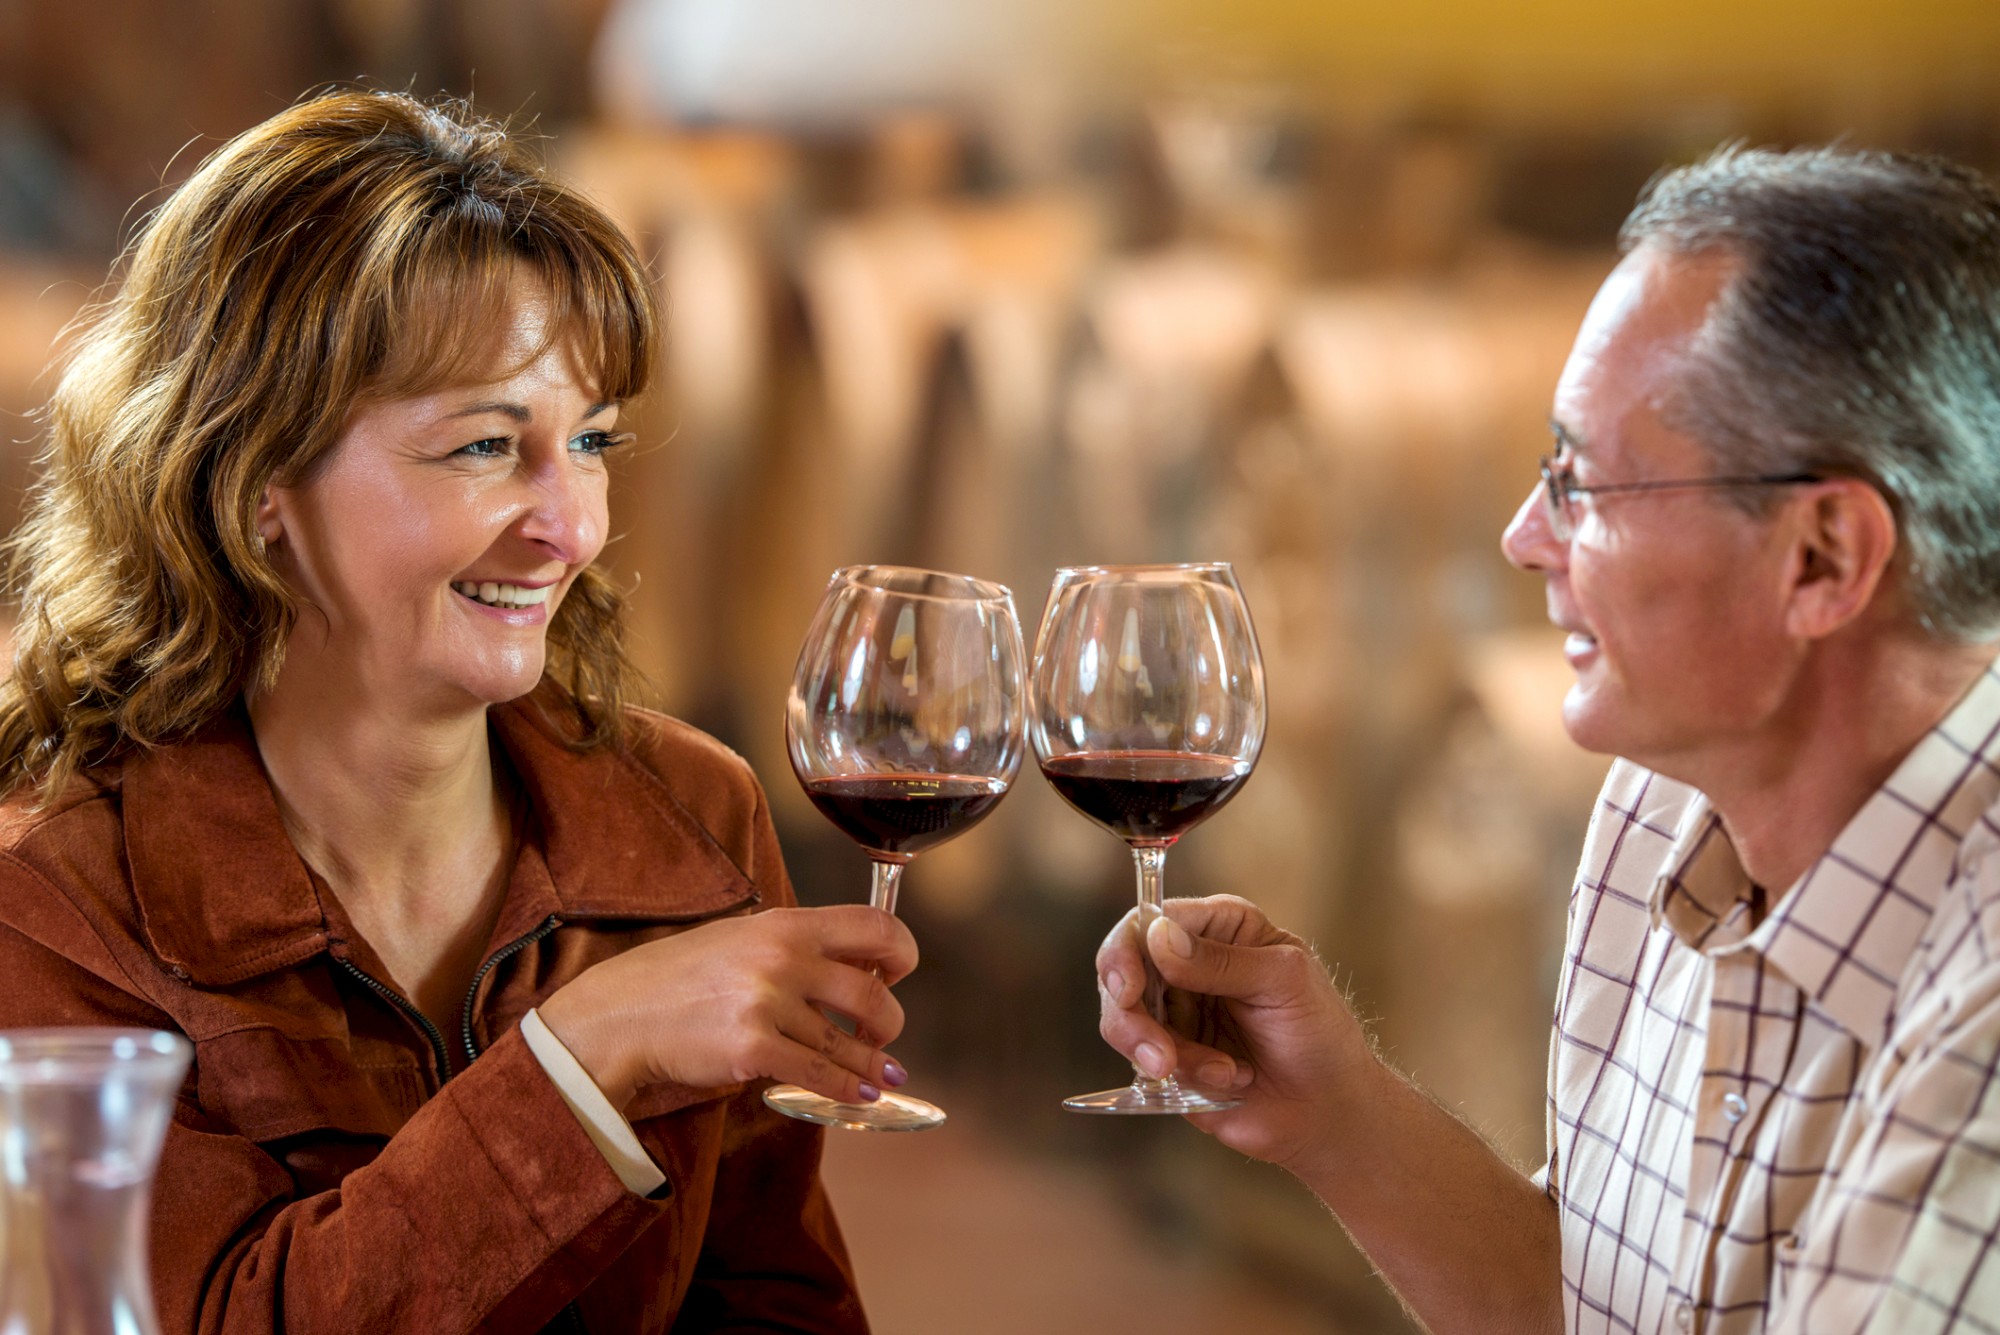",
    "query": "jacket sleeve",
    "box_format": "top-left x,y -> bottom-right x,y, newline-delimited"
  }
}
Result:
667,776 -> 870,1334
669,1088 -> 870,1334
0,914 -> 667,1335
